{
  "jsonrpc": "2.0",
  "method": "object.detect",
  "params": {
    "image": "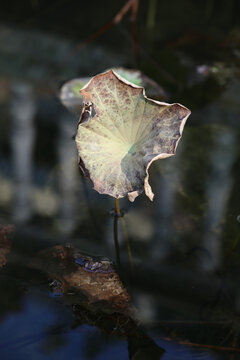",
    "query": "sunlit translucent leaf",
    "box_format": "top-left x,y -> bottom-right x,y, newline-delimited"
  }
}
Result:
76,70 -> 190,201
